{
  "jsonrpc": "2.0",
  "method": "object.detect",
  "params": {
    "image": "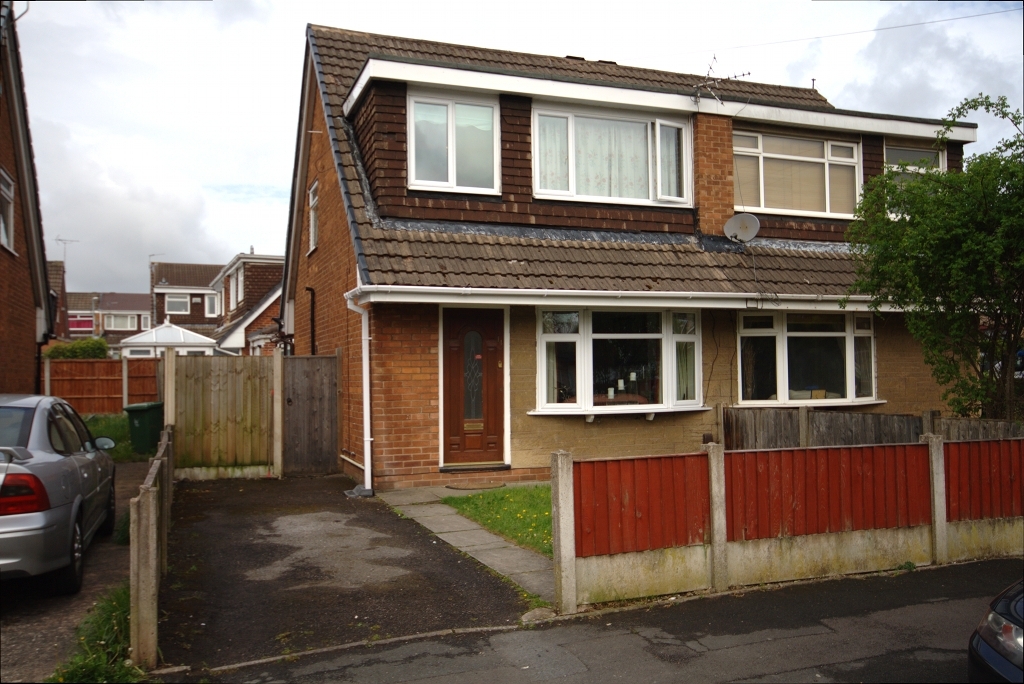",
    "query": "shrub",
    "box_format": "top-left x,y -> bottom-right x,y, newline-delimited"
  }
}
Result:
45,338 -> 109,359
